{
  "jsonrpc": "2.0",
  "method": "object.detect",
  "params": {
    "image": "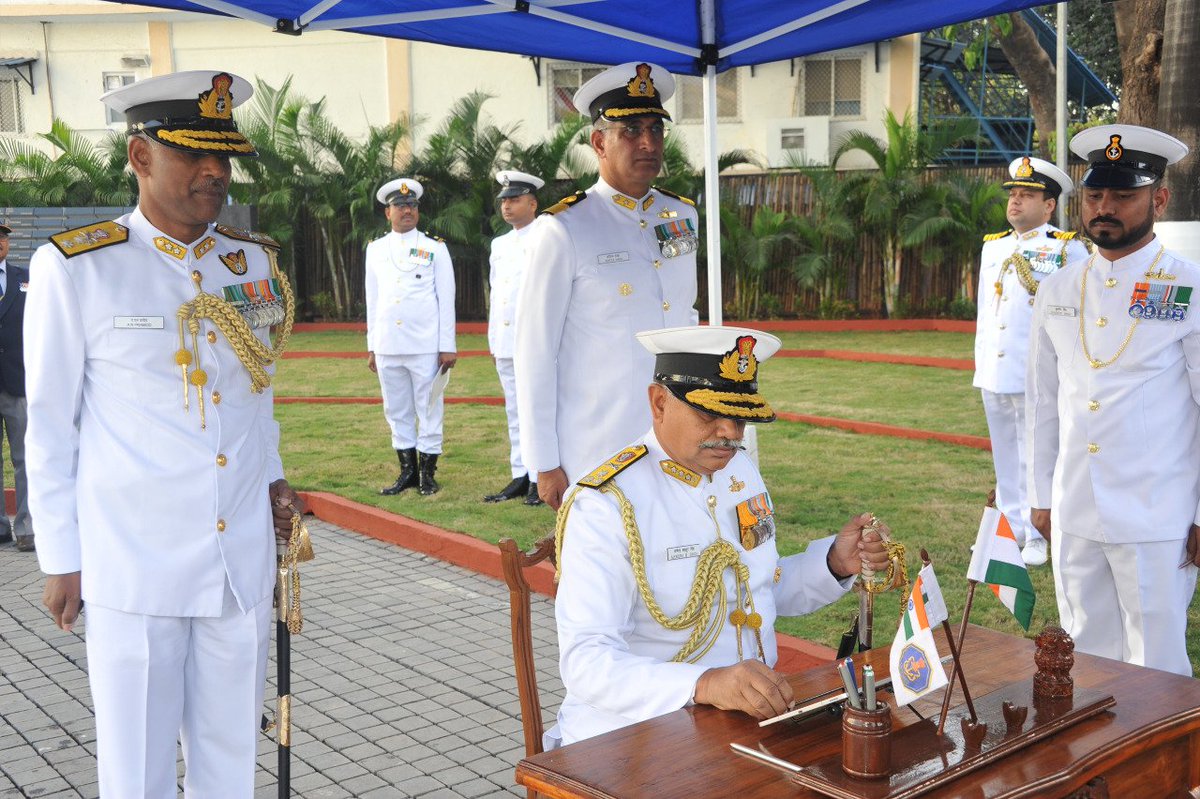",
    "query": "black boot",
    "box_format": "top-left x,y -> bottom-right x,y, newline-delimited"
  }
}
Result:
418,452 -> 441,496
524,480 -> 544,506
484,475 -> 530,503
380,448 -> 418,495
